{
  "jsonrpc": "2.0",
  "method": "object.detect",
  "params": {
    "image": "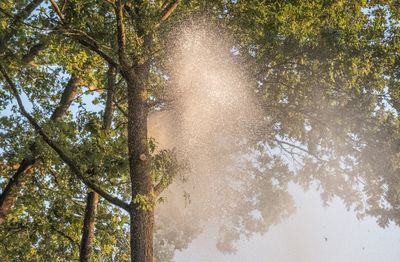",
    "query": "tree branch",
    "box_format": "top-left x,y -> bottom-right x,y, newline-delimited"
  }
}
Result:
51,75 -> 81,120
274,138 -> 323,162
115,0 -> 129,68
0,65 -> 130,212
79,191 -> 99,261
79,65 -> 117,262
49,0 -> 65,24
113,98 -> 128,117
160,0 -> 181,22
58,28 -> 120,68
0,0 -> 44,48
154,179 -> 171,197
21,42 -> 47,64
102,0 -> 116,7
0,74 -> 80,224
49,1 -> 120,69
50,224 -> 80,248
0,157 -> 36,224
103,65 -> 117,128
11,0 -> 44,25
